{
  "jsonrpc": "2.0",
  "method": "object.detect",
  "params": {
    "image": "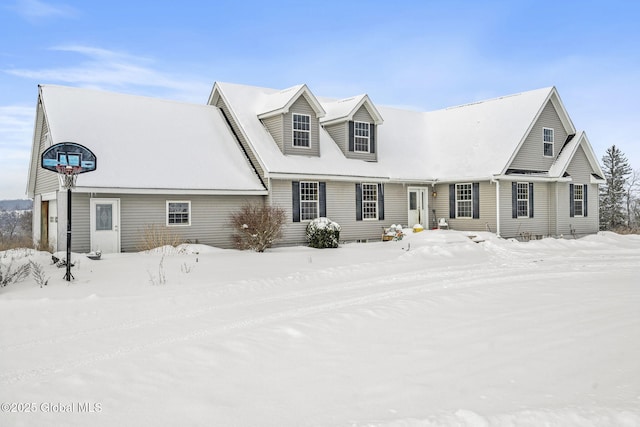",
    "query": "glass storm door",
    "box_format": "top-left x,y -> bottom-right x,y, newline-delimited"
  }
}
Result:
90,198 -> 120,253
408,189 -> 427,228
